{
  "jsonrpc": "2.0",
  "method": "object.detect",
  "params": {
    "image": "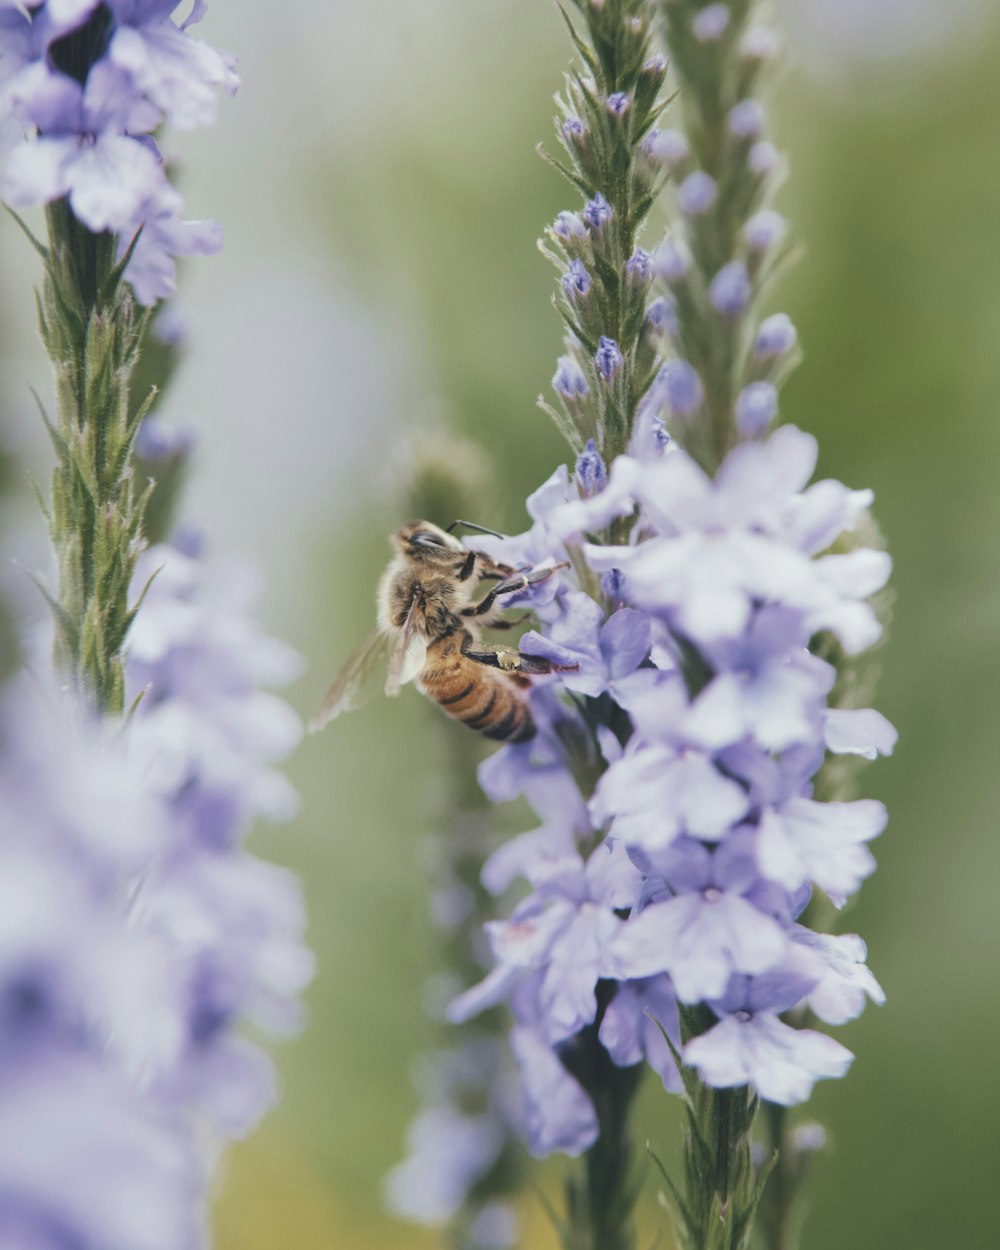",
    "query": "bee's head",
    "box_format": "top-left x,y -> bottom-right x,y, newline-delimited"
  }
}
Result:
394,521 -> 464,557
